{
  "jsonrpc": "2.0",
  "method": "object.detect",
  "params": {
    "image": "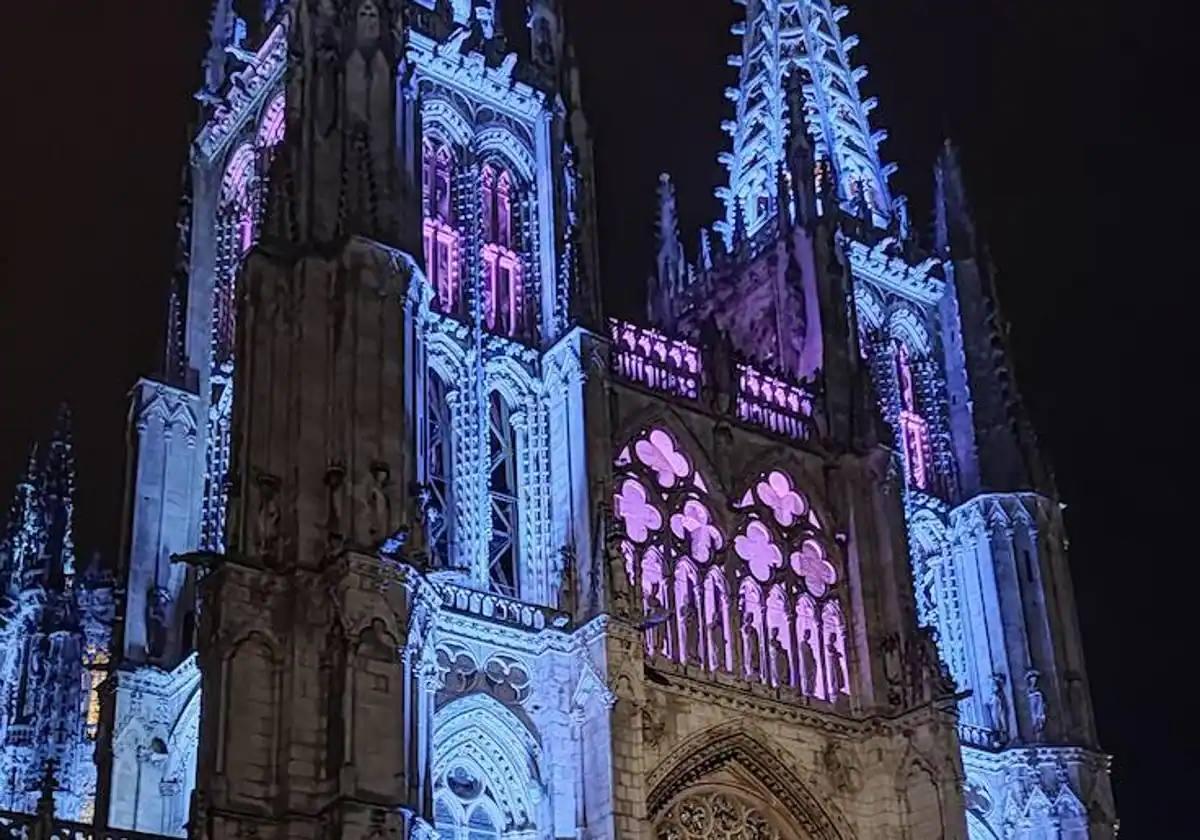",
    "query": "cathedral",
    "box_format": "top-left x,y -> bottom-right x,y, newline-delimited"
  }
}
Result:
0,1 -> 1117,838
